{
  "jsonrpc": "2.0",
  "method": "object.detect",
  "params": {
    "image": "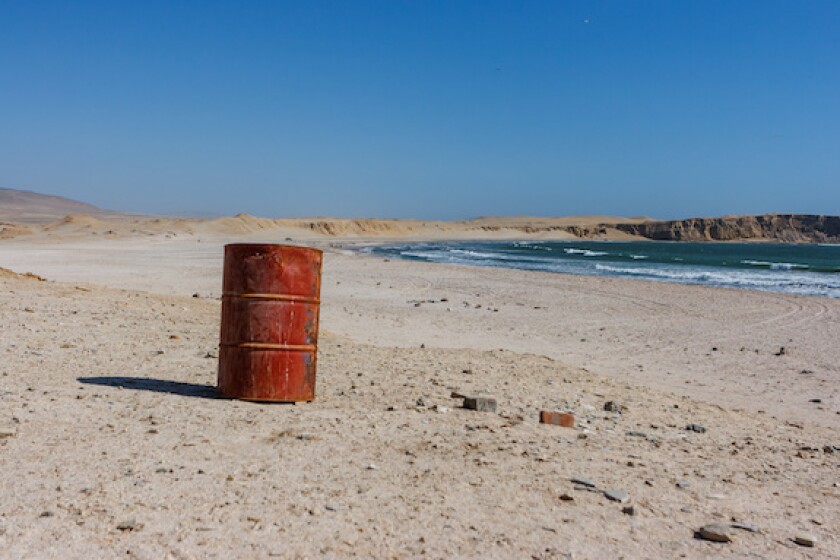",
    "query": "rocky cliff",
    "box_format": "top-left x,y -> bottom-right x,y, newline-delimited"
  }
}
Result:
609,214 -> 840,244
